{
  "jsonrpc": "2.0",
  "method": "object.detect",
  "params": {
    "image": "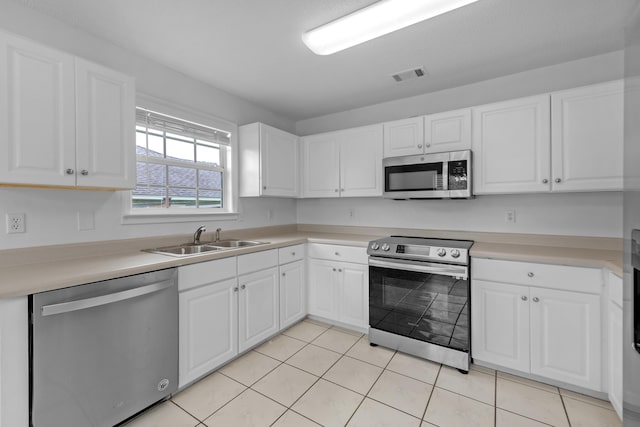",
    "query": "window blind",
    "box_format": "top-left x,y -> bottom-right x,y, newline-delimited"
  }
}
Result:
136,107 -> 231,146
